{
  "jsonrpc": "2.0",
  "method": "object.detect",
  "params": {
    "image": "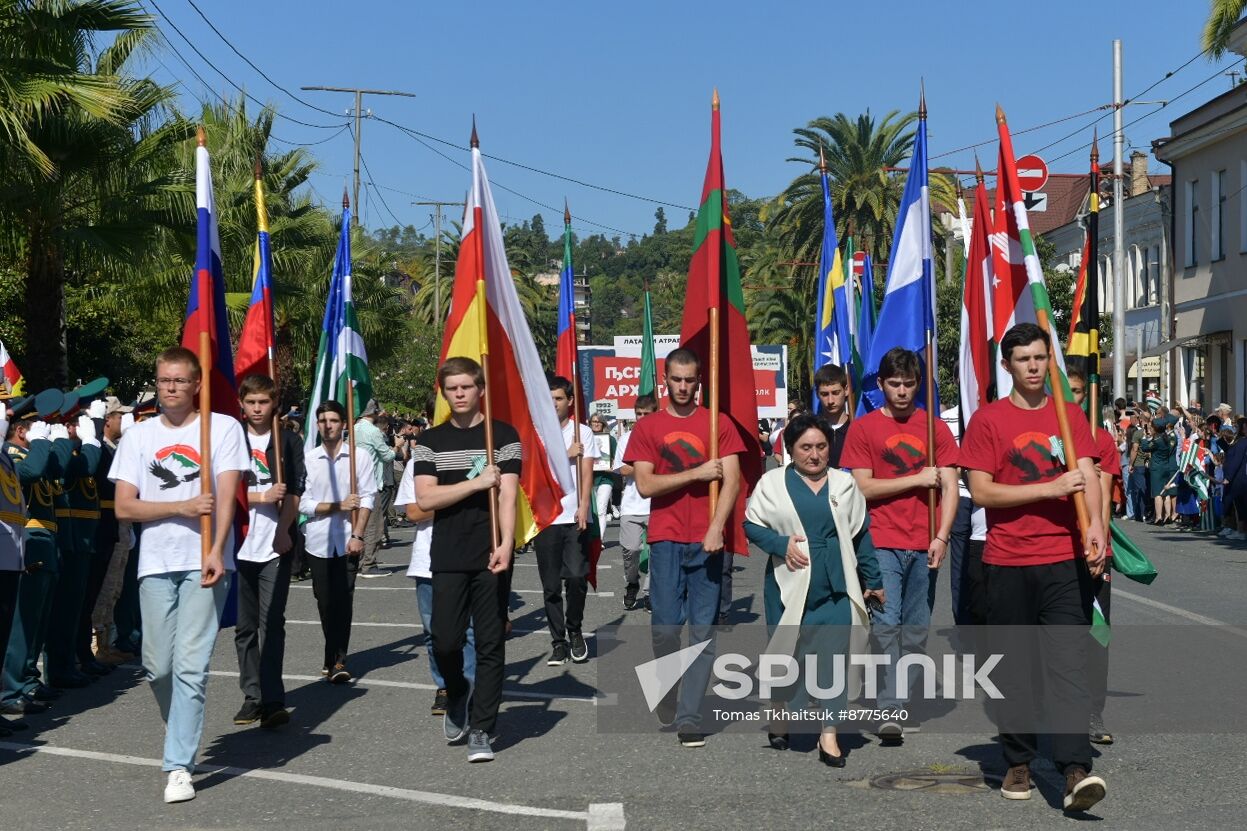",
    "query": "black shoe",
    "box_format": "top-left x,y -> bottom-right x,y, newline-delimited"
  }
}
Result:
877,720 -> 904,744
767,732 -> 789,751
818,745 -> 847,768
233,701 -> 262,725
81,660 -> 112,676
547,643 -> 570,666
48,673 -> 91,689
656,692 -> 678,728
431,688 -> 449,716
328,663 -> 352,684
1089,713 -> 1114,745
29,685 -> 62,702
1,717 -> 29,731
623,584 -> 639,610
678,731 -> 706,748
359,566 -> 390,579
569,632 -> 589,663
716,613 -> 729,626
1,698 -> 49,716
642,595 -> 652,613
259,705 -> 290,729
